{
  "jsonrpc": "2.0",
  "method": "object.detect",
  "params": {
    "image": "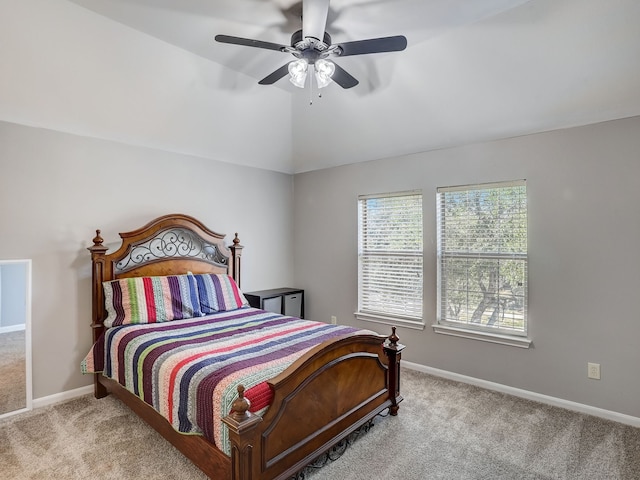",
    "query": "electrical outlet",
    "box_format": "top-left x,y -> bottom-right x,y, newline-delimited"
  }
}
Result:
587,362 -> 601,380
330,315 -> 337,325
